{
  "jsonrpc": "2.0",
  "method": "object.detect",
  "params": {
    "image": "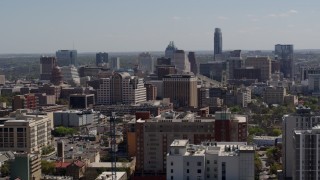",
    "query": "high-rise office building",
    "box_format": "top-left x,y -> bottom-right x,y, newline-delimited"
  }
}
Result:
60,65 -> 80,86
96,52 -> 108,67
157,57 -> 171,66
188,52 -> 198,75
245,57 -> 271,82
40,56 -> 56,81
293,126 -> 320,180
138,52 -> 154,74
109,57 -> 120,70
173,50 -> 191,73
282,106 -> 320,179
226,50 -> 242,80
56,50 -> 77,67
275,44 -> 294,79
214,28 -> 222,59
165,41 -> 178,61
199,61 -> 227,82
163,74 -> 198,108
10,153 -> 41,180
